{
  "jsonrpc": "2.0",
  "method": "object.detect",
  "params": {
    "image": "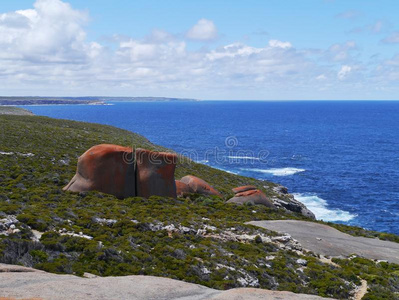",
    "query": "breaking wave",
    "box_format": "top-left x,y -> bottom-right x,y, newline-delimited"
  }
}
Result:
293,193 -> 357,222
241,167 -> 305,176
